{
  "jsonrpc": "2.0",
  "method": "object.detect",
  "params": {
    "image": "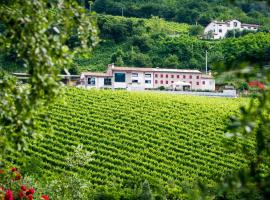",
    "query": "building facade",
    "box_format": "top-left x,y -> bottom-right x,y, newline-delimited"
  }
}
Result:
80,64 -> 215,91
204,19 -> 259,39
